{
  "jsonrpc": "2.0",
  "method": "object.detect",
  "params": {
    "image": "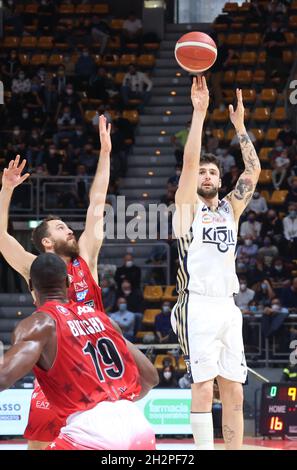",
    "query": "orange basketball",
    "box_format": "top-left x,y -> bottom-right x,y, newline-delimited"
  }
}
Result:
174,31 -> 217,73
